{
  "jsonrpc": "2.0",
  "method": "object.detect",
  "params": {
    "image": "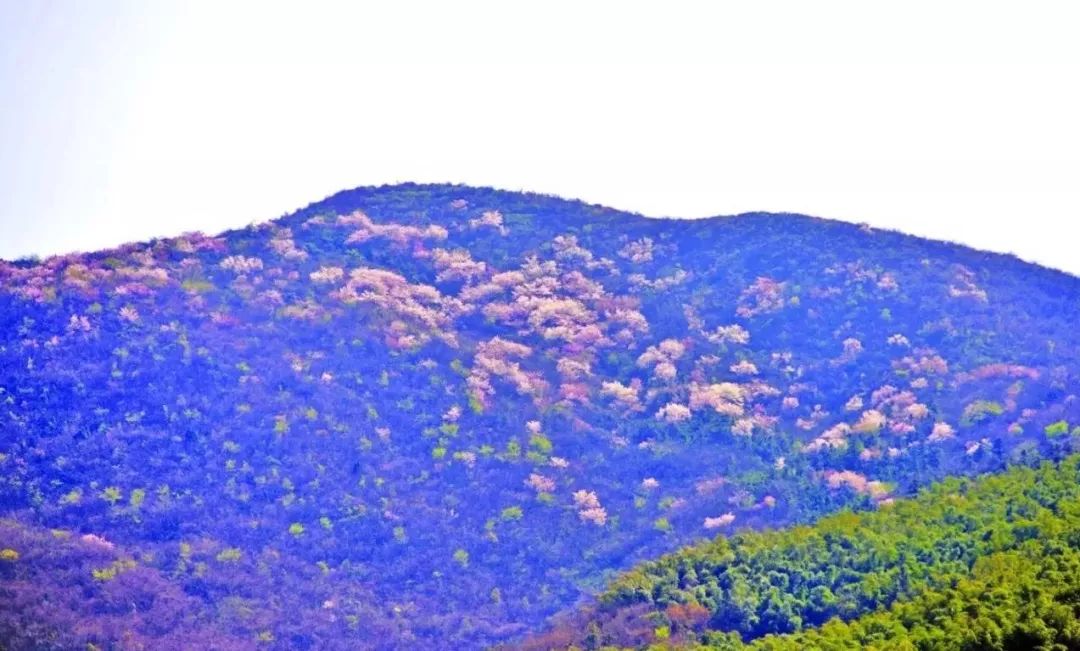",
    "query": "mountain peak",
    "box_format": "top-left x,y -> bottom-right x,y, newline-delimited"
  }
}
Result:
1,185 -> 1079,648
